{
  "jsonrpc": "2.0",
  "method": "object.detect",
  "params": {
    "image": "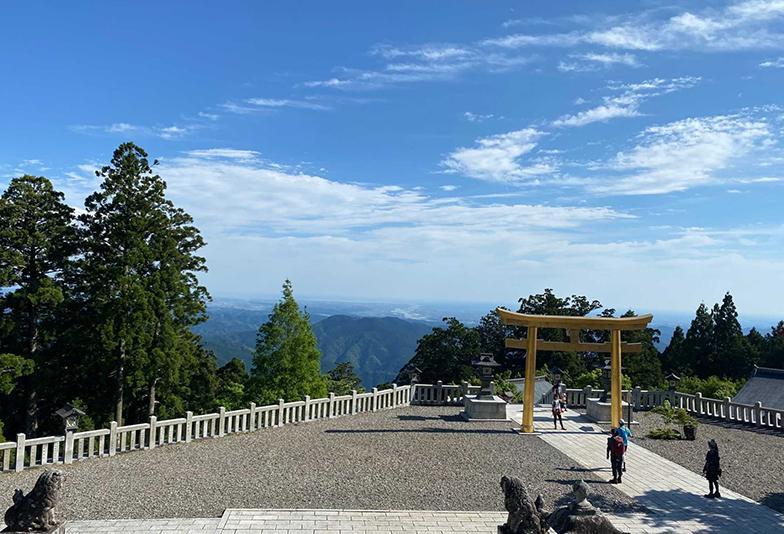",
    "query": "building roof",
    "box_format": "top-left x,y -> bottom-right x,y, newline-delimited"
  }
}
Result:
733,366 -> 784,409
